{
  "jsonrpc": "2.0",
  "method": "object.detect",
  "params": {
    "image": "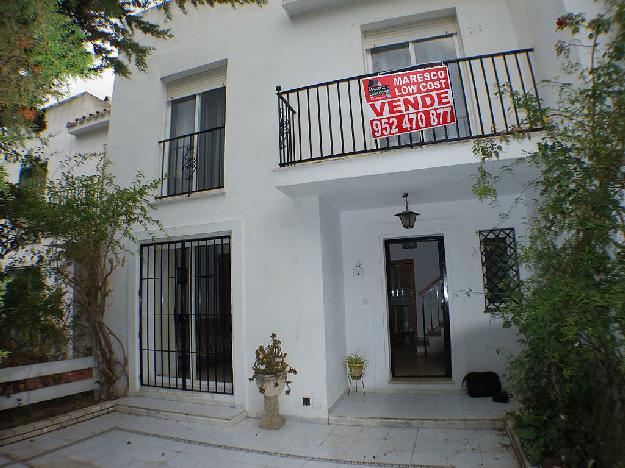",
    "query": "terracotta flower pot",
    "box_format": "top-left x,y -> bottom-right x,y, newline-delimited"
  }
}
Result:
349,363 -> 364,379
